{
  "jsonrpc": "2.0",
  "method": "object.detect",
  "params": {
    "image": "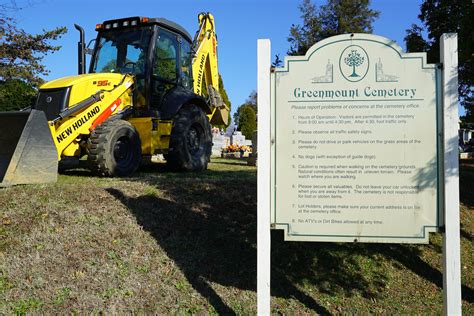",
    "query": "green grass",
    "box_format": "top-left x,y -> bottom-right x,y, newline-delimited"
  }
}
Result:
0,157 -> 472,314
